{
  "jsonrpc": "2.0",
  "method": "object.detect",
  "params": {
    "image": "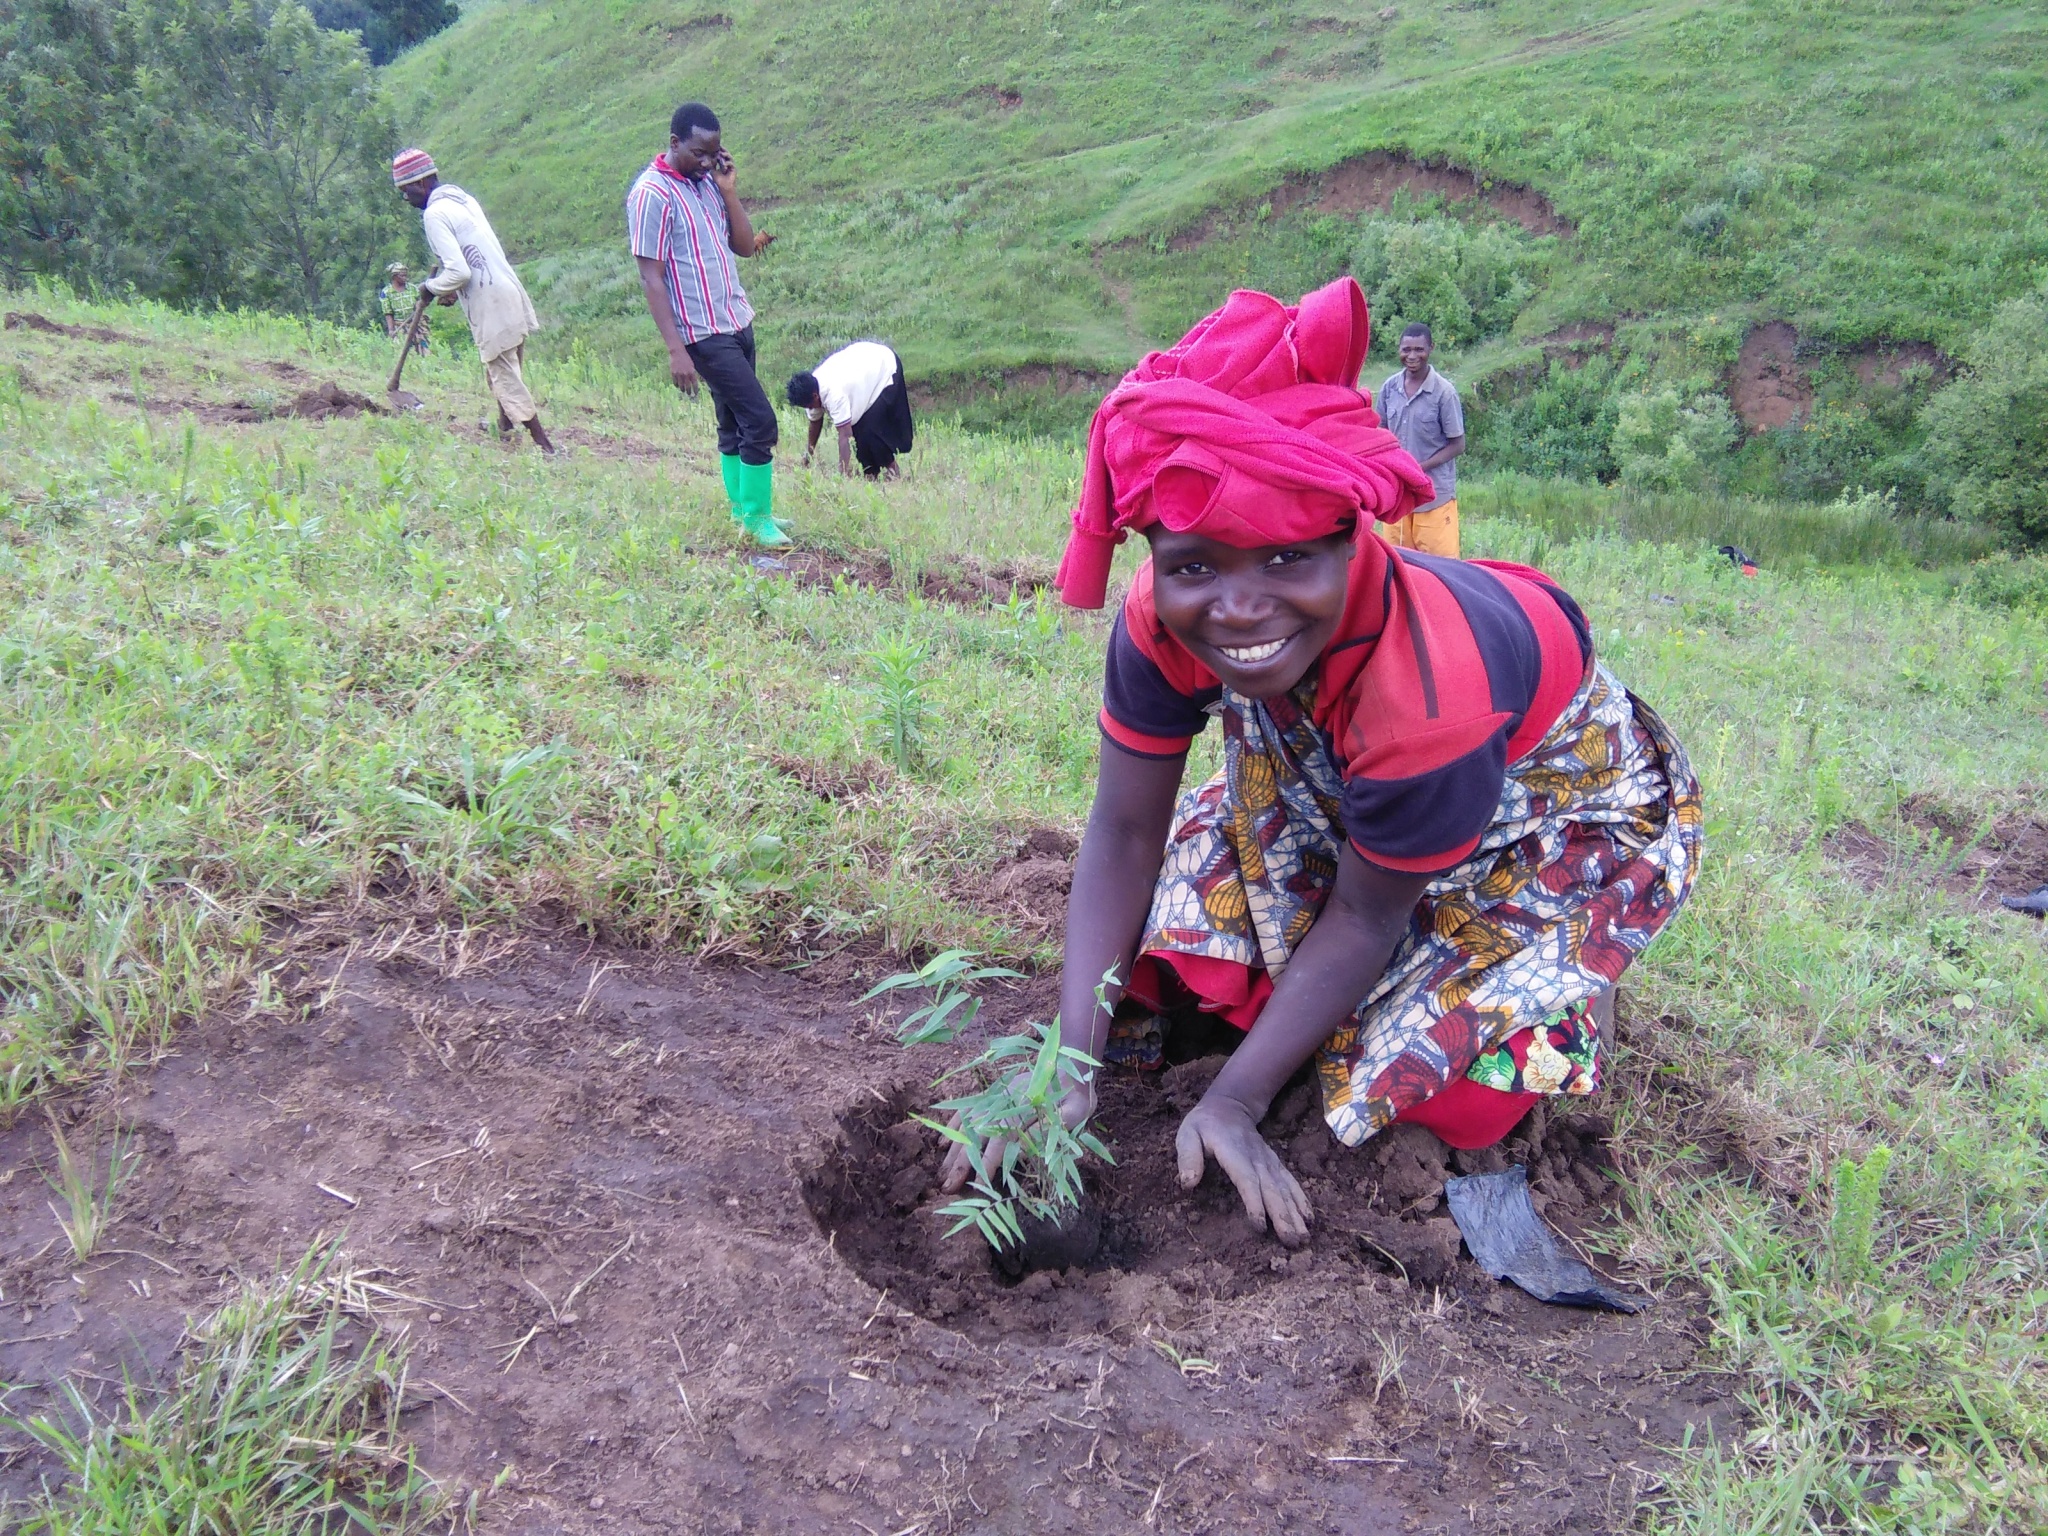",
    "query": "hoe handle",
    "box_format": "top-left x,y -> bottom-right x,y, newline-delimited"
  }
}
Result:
388,292 -> 431,392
